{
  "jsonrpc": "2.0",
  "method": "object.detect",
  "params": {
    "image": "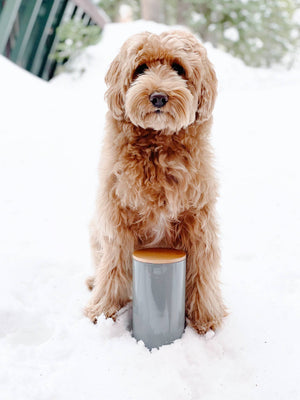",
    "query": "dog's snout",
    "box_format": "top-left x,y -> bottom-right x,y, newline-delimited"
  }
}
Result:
149,92 -> 168,108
